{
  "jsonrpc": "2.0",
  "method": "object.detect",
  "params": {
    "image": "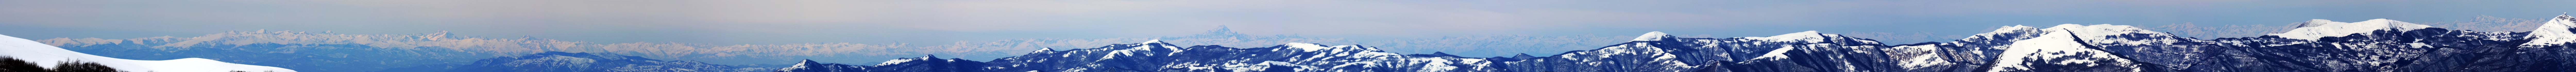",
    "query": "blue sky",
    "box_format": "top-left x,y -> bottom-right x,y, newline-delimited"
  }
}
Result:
4,0 -> 2574,57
